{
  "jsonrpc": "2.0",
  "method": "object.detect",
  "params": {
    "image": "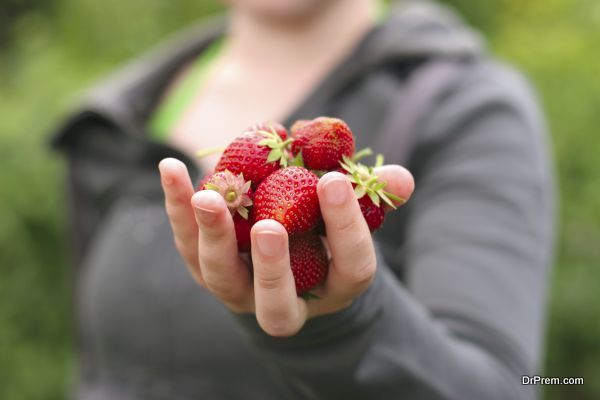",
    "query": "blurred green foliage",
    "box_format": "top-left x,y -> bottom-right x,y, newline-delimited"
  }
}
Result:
0,0 -> 598,399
